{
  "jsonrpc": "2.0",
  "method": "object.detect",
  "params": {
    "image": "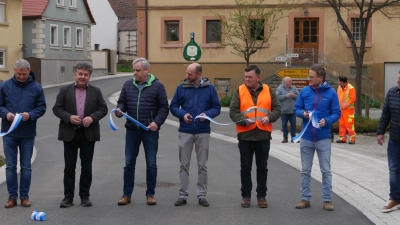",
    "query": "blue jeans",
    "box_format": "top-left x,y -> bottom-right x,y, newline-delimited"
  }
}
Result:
123,129 -> 159,198
3,136 -> 35,199
299,138 -> 332,202
281,113 -> 296,139
238,140 -> 270,199
387,139 -> 400,202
